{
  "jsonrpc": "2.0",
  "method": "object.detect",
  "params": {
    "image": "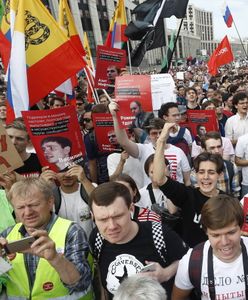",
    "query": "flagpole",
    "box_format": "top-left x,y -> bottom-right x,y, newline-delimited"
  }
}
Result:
166,18 -> 184,72
232,19 -> 248,59
127,41 -> 133,75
